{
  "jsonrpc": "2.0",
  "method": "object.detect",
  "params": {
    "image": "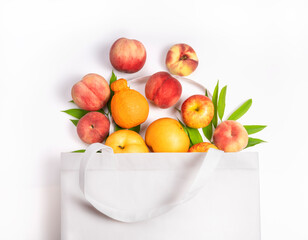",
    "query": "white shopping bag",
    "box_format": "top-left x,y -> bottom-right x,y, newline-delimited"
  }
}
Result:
61,143 -> 260,240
